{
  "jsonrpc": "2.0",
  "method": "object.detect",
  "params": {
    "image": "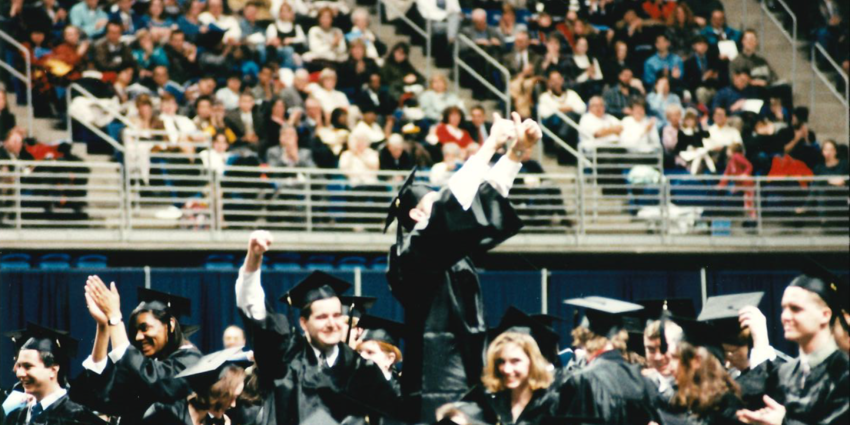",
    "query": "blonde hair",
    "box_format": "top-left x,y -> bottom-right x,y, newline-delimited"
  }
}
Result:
571,326 -> 629,357
481,332 -> 553,393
